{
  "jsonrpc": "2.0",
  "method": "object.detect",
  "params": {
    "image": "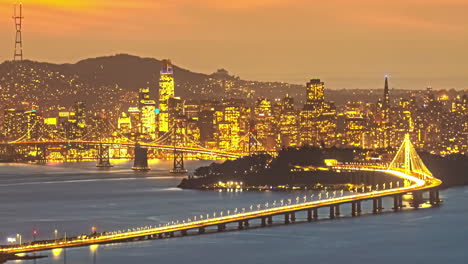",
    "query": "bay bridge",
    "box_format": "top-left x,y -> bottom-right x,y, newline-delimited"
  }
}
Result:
0,119 -> 264,171
0,135 -> 442,256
